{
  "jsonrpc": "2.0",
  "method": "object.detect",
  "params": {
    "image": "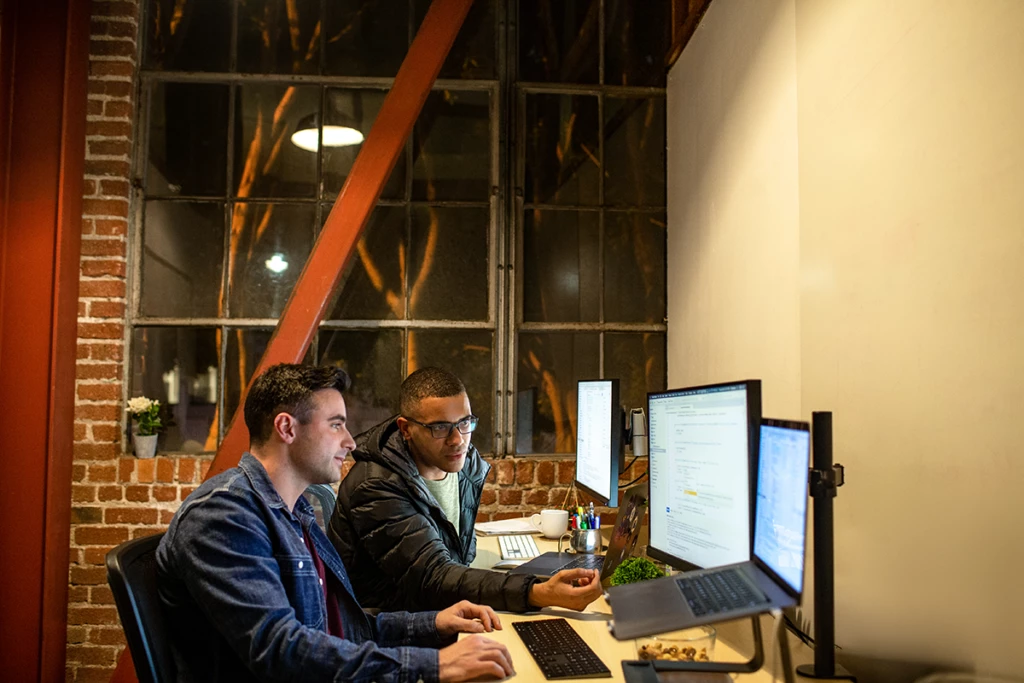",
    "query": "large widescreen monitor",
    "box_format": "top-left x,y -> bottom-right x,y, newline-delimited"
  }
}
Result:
574,378 -> 623,506
646,380 -> 762,571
